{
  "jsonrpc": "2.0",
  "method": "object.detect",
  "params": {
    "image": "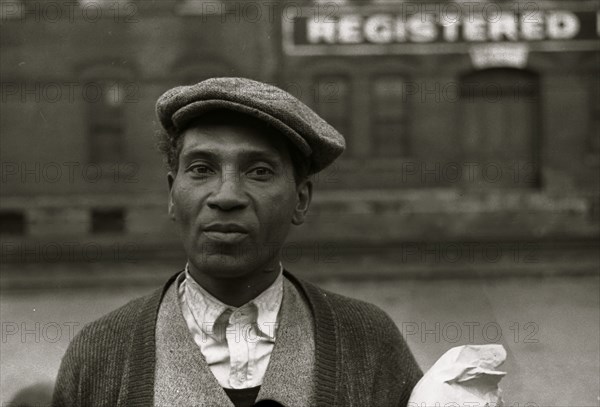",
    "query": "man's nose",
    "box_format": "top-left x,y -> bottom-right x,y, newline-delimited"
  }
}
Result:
206,171 -> 249,211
